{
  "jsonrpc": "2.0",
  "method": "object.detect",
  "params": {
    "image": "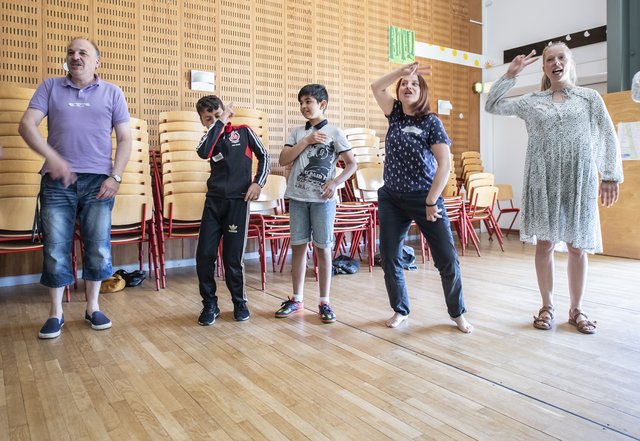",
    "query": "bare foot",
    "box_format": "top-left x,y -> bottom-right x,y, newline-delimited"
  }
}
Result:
451,314 -> 473,333
385,312 -> 408,328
